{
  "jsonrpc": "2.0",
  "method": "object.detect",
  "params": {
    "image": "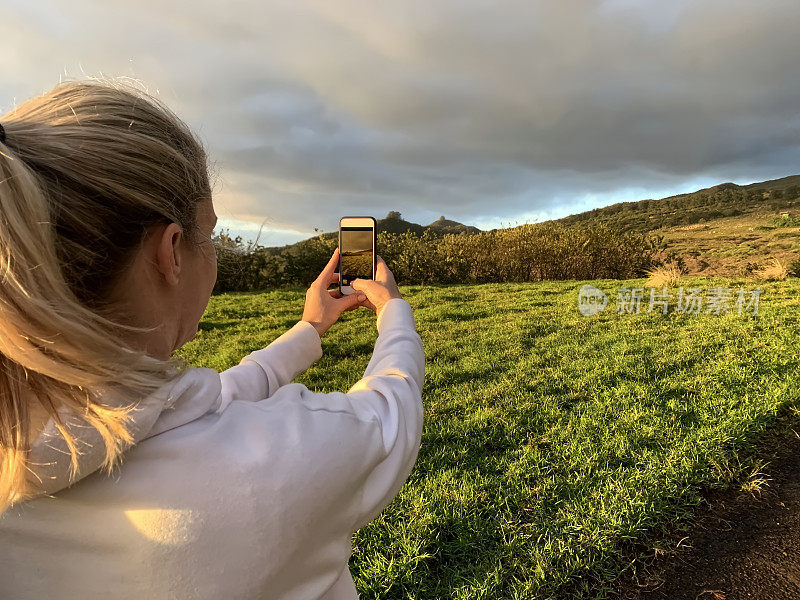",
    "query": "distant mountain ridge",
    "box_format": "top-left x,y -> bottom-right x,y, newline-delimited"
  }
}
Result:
214,172 -> 800,282
279,211 -> 481,248
556,174 -> 800,233
551,173 -> 800,277
304,175 -> 800,247
426,215 -> 482,235
241,175 -> 800,274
